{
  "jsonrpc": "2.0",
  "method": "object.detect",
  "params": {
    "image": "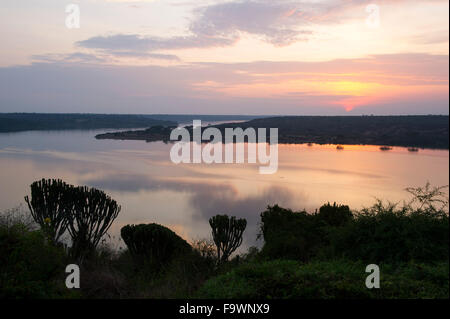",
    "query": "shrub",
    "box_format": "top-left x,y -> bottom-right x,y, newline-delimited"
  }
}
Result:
191,238 -> 217,262
196,259 -> 449,299
121,223 -> 192,271
316,202 -> 353,227
329,200 -> 449,263
209,215 -> 247,264
259,205 -> 325,261
0,221 -> 69,298
260,198 -> 448,264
